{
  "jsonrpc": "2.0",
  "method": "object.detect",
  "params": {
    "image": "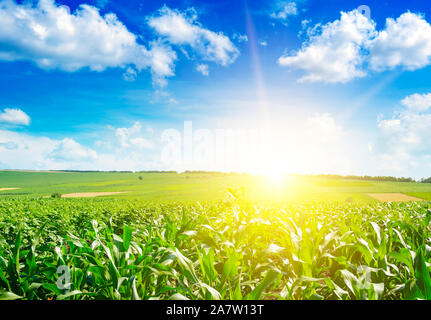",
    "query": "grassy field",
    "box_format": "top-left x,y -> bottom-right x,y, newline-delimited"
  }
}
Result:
1,171 -> 431,300
2,170 -> 431,202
